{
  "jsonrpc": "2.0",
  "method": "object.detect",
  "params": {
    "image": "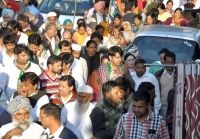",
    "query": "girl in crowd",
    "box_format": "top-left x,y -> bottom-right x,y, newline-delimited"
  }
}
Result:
108,13 -> 123,35
157,3 -> 171,22
124,53 -> 136,72
132,14 -> 143,34
121,21 -> 135,41
145,12 -> 157,25
166,0 -> 174,15
73,23 -> 89,46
